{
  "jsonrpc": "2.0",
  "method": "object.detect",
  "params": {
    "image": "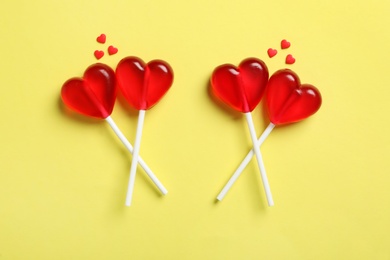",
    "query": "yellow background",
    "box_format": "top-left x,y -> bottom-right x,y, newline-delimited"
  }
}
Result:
1,0 -> 390,259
